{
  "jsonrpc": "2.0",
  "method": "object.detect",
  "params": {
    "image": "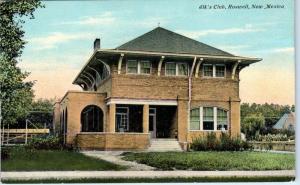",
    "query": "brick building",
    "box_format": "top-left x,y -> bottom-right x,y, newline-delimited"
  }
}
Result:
53,27 -> 261,150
